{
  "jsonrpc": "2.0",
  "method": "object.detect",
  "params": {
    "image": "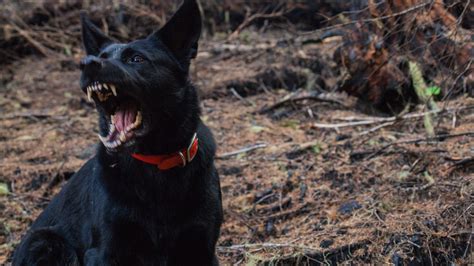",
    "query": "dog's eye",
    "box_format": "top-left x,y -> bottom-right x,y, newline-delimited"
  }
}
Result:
128,55 -> 144,64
